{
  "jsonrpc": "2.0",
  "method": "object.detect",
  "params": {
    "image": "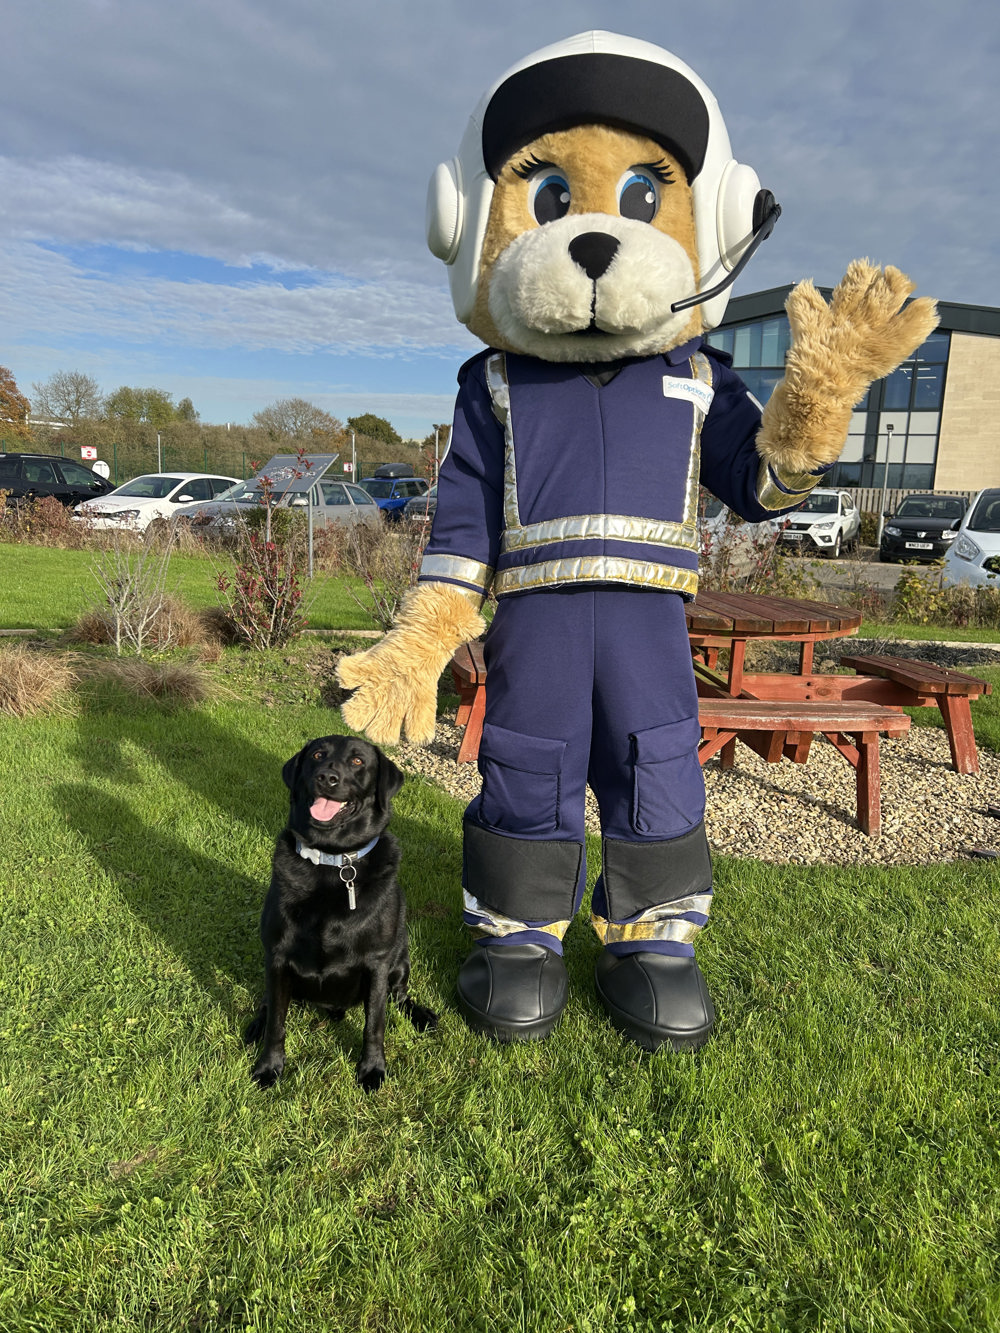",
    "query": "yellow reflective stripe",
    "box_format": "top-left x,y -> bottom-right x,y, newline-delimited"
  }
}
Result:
463,890 -> 571,942
590,891 -> 713,947
501,512 -> 699,553
419,553 -> 494,593
494,556 -> 699,597
756,457 -> 822,511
